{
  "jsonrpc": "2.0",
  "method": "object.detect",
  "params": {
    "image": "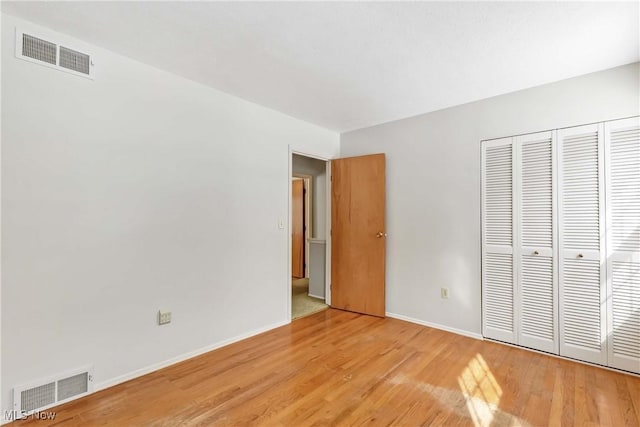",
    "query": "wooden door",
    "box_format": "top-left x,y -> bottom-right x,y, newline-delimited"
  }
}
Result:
292,179 -> 304,278
331,153 -> 385,317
